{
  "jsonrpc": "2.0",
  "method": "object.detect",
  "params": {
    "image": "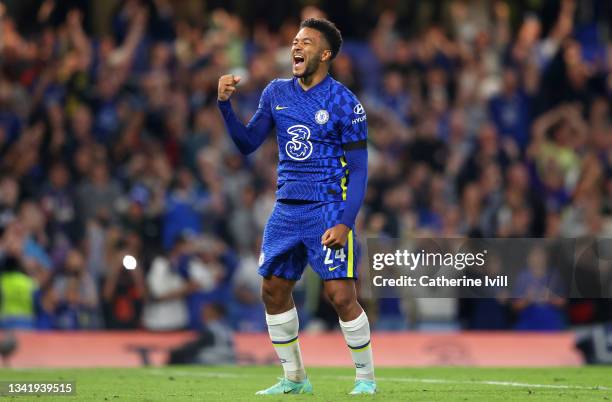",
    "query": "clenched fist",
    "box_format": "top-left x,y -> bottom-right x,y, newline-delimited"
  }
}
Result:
217,74 -> 242,101
321,223 -> 351,249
